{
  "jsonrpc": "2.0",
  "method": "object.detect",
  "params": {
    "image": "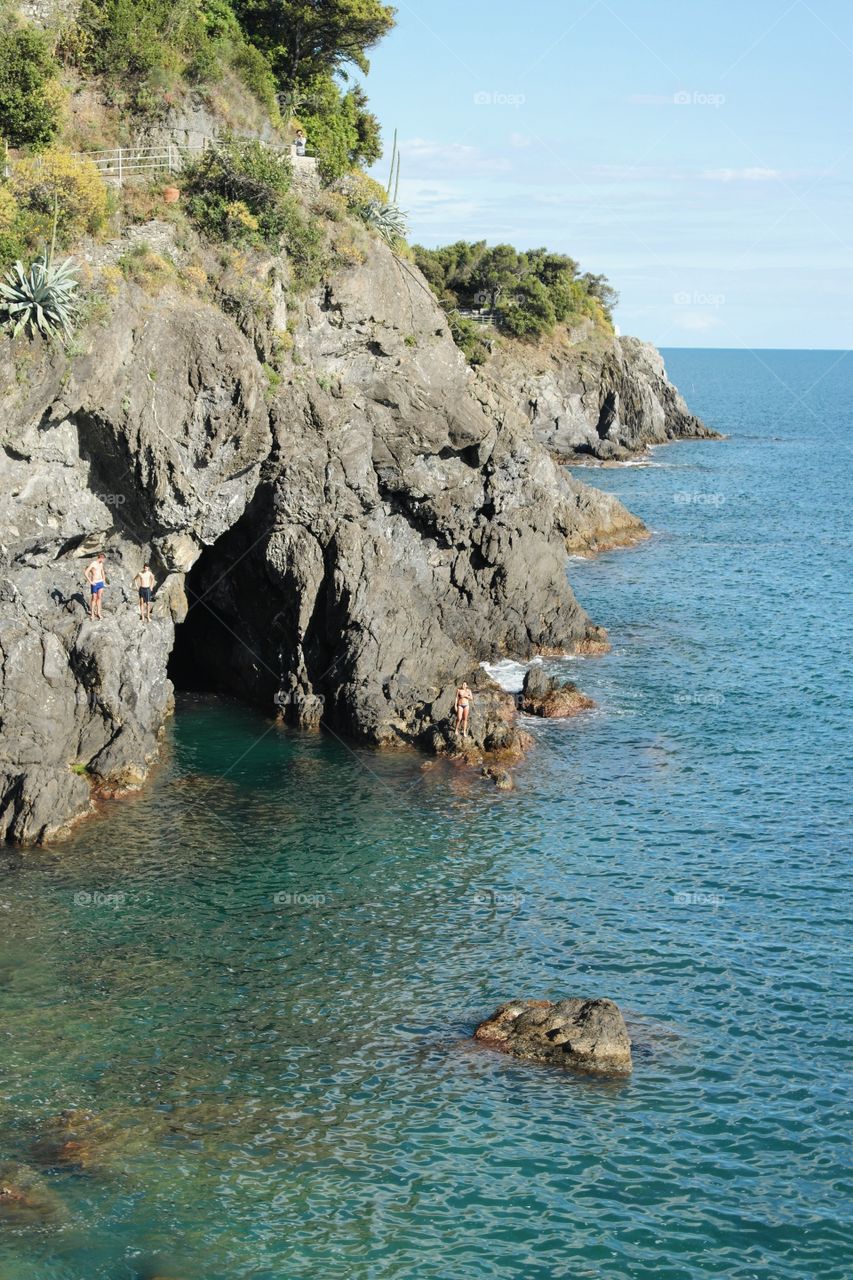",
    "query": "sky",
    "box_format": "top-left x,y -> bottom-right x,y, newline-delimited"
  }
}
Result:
363,0 -> 853,348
